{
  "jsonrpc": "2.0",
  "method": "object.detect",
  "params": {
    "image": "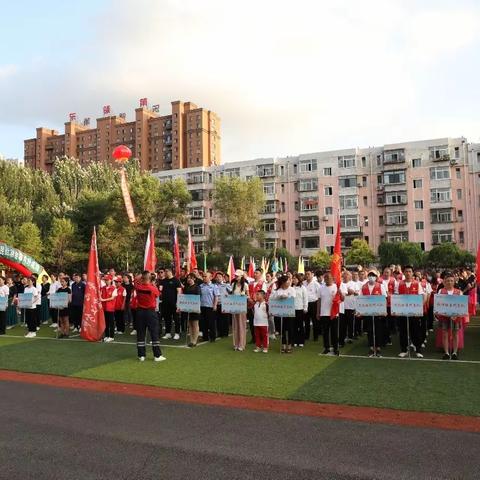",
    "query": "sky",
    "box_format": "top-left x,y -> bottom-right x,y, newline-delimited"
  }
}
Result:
1,0 -> 480,163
